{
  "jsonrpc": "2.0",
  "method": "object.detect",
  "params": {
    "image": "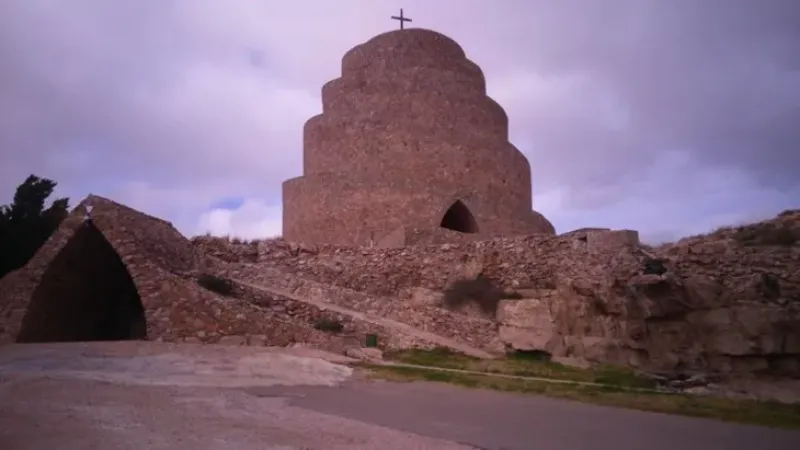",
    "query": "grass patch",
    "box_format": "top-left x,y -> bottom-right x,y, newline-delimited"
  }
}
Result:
385,347 -> 656,389
357,364 -> 800,430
